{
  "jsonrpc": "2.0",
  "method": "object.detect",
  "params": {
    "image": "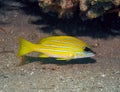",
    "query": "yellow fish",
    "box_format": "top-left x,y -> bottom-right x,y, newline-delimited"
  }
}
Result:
17,36 -> 95,60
